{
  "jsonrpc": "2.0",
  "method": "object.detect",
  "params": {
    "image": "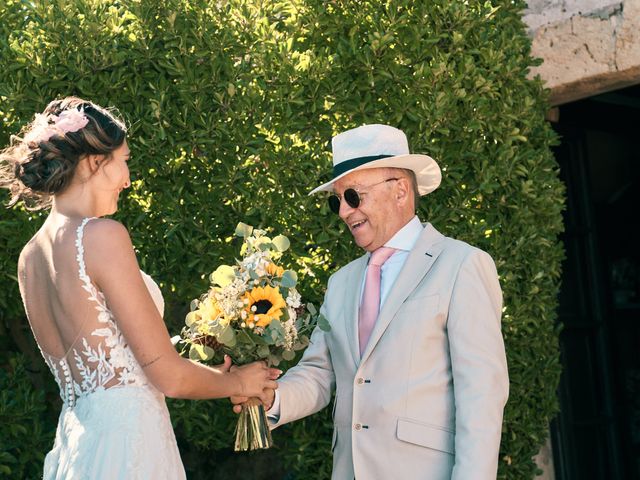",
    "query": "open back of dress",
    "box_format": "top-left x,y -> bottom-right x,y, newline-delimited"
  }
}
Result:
19,217 -> 157,406
19,217 -> 185,480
